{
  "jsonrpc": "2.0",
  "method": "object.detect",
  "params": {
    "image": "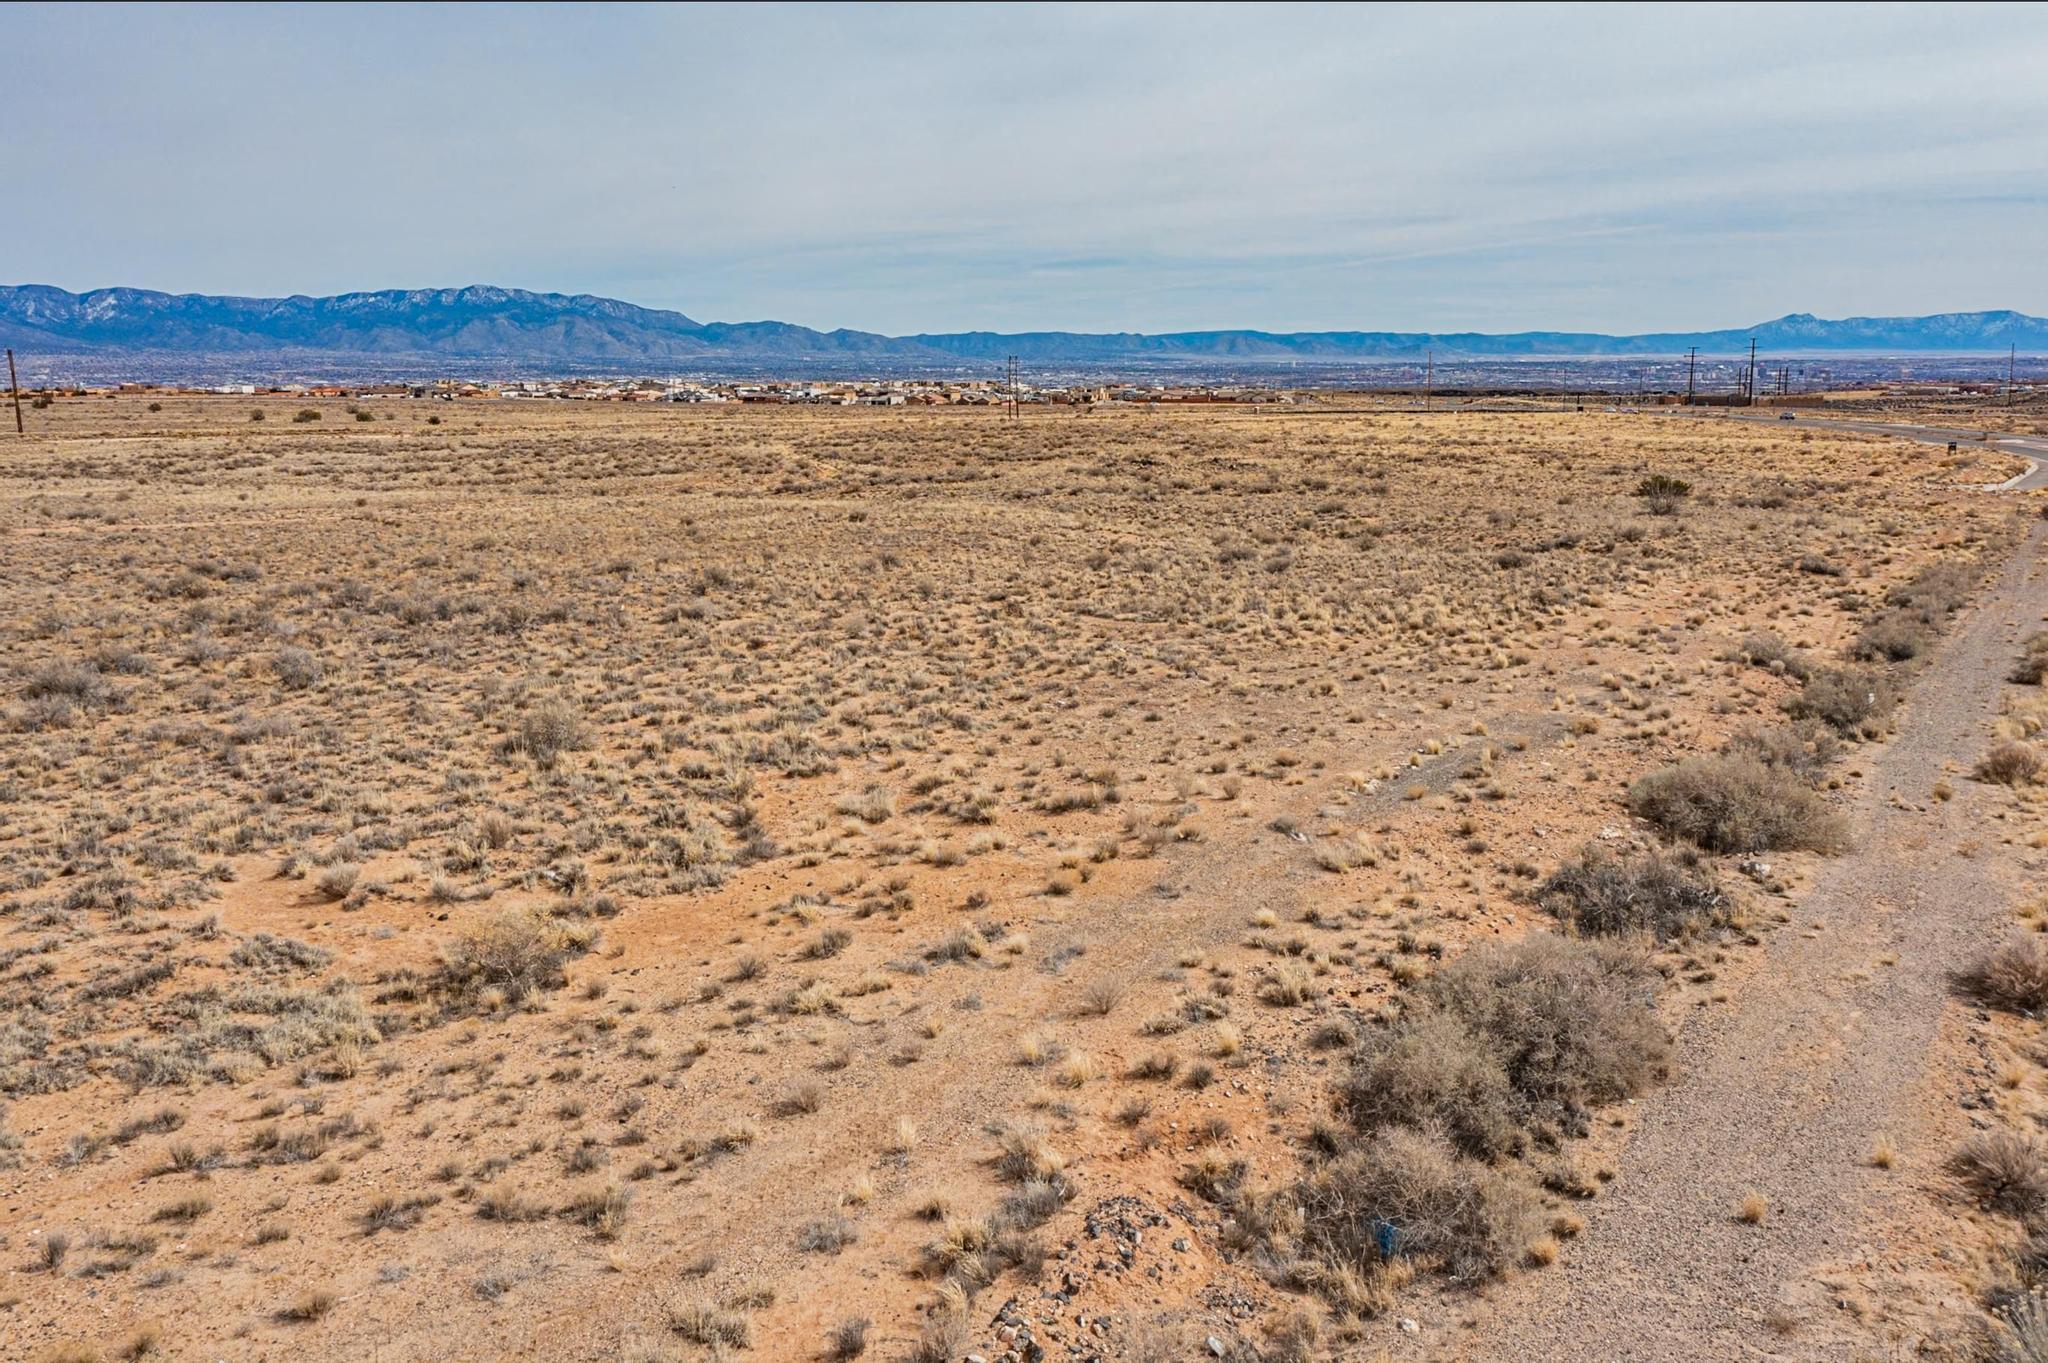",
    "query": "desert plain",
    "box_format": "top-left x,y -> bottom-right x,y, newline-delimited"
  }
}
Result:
3,394 -> 2046,1363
